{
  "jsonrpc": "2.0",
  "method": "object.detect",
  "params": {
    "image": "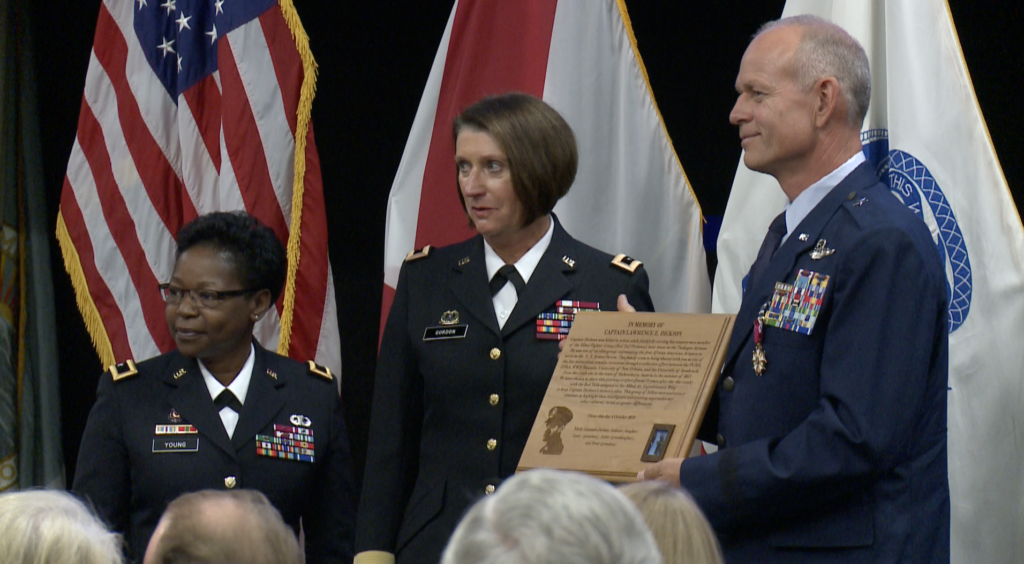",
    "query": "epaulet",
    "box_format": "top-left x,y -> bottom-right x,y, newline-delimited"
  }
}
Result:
108,360 -> 138,382
611,253 -> 642,274
404,245 -> 432,262
307,361 -> 334,382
